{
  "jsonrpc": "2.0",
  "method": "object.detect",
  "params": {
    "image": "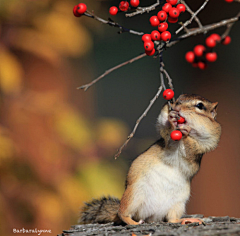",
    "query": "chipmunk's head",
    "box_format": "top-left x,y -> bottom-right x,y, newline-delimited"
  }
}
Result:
173,94 -> 221,152
174,94 -> 218,121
